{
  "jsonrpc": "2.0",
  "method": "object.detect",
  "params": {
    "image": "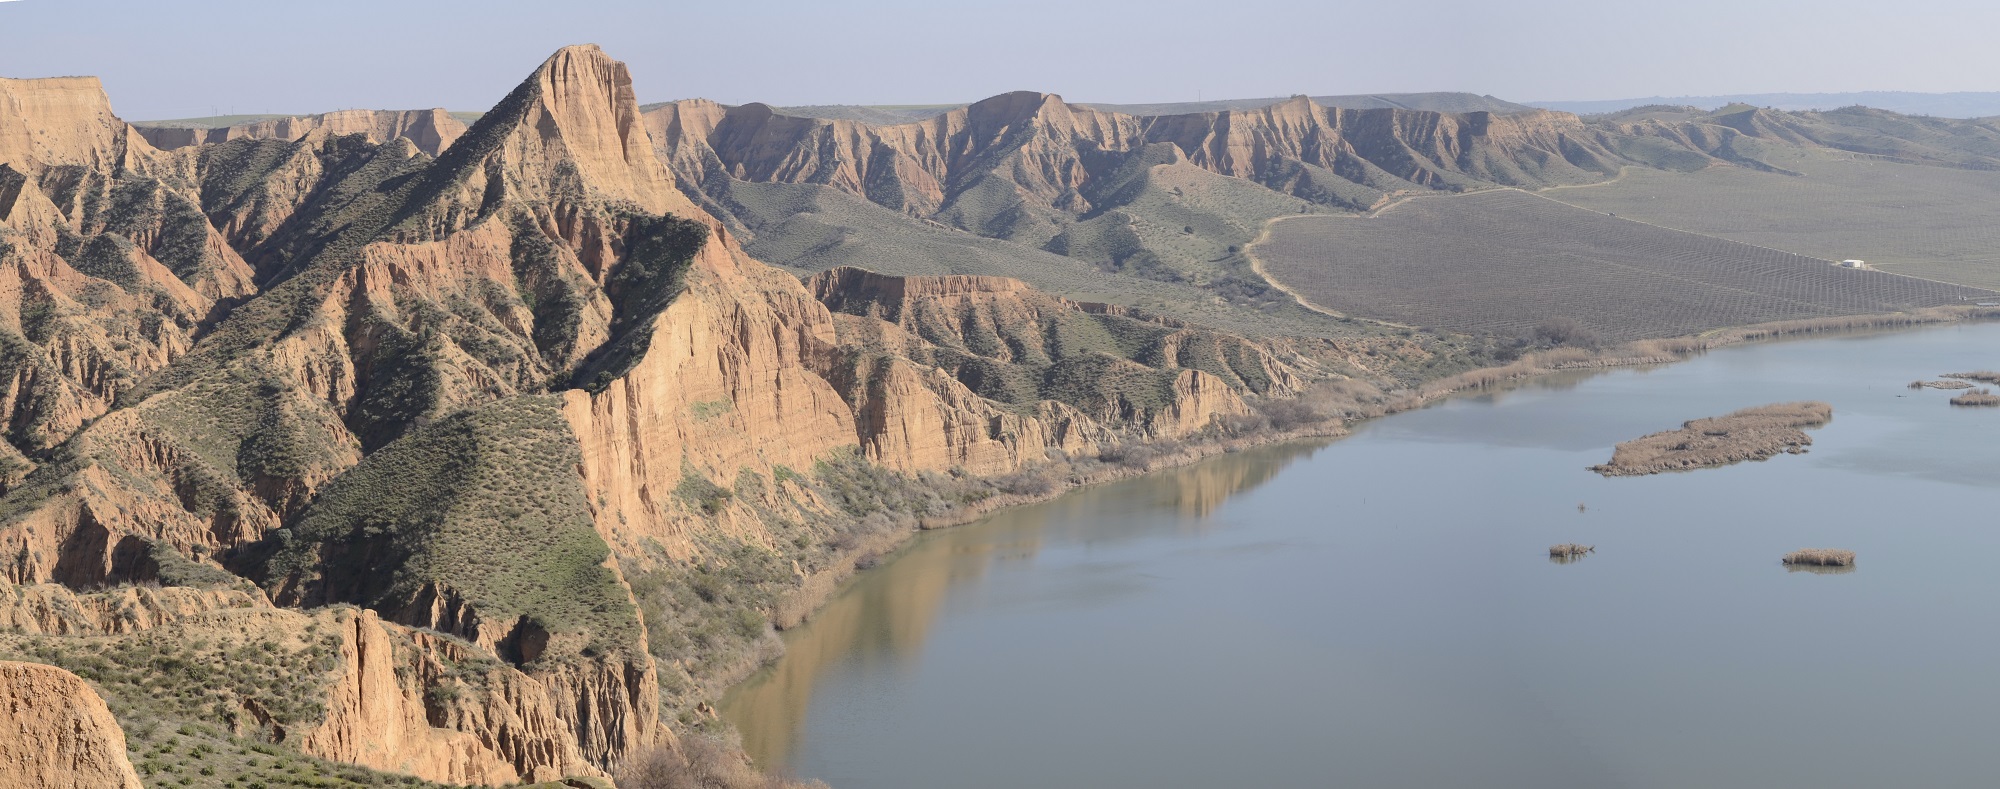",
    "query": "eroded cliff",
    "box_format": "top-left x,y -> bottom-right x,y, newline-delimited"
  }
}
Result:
0,43 -> 1385,789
